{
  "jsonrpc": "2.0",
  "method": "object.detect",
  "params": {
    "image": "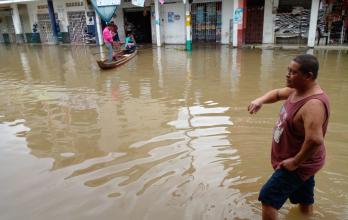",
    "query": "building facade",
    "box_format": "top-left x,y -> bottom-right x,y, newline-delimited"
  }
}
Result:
0,0 -> 347,47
